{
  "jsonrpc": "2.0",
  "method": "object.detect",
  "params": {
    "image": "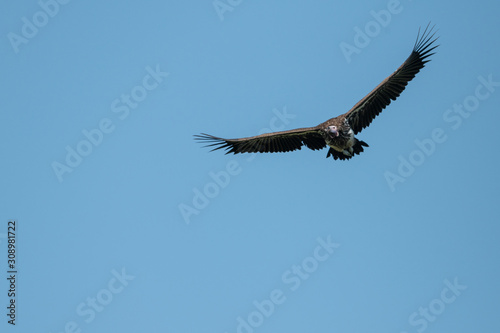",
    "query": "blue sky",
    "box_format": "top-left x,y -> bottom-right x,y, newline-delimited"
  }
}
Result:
1,1 -> 499,332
